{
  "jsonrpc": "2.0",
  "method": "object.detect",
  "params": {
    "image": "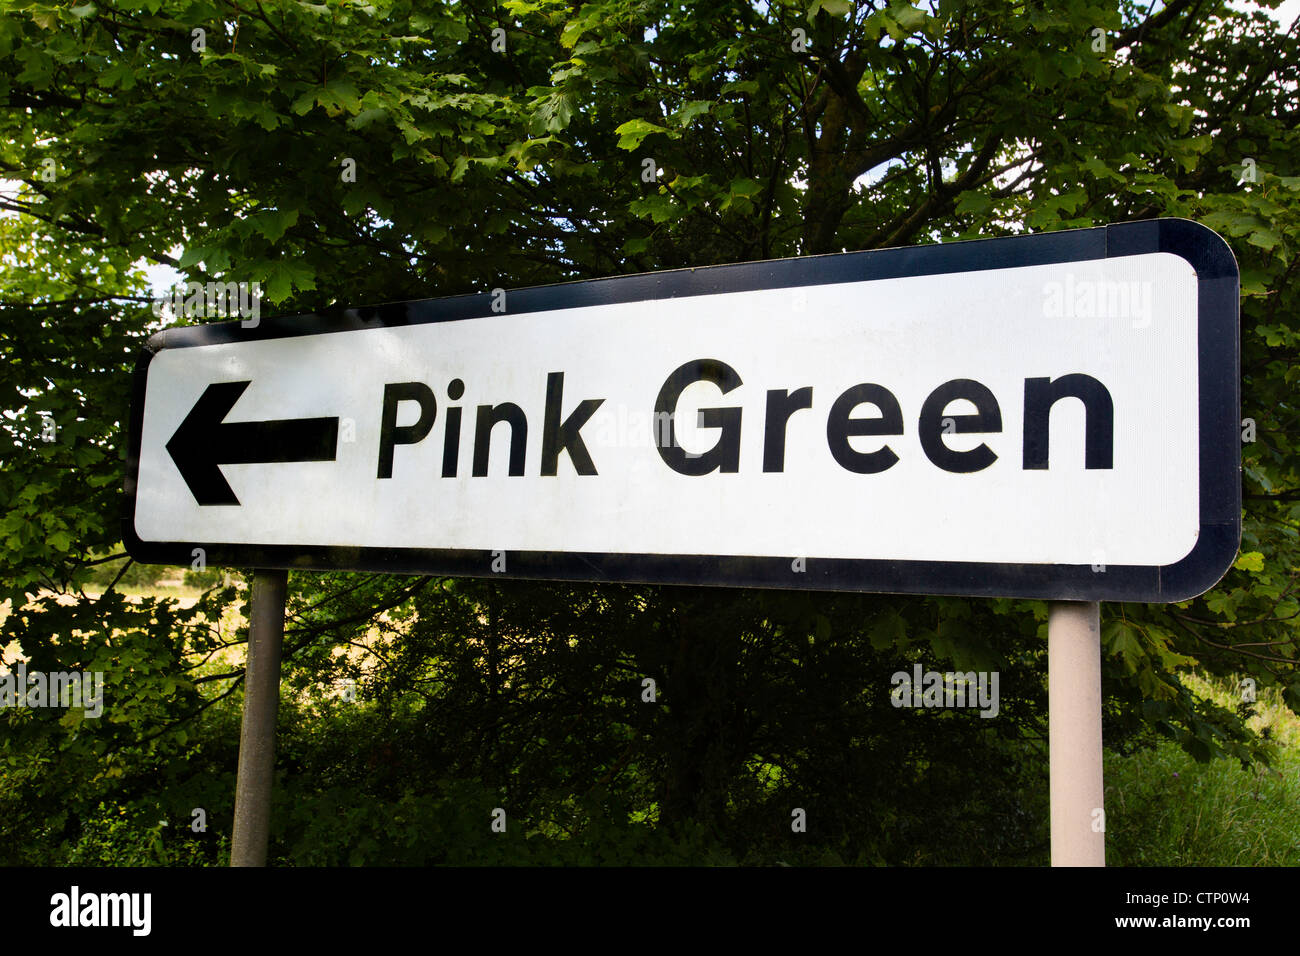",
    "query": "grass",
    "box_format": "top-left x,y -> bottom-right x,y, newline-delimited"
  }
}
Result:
108,583 -> 208,603
1106,672 -> 1300,866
